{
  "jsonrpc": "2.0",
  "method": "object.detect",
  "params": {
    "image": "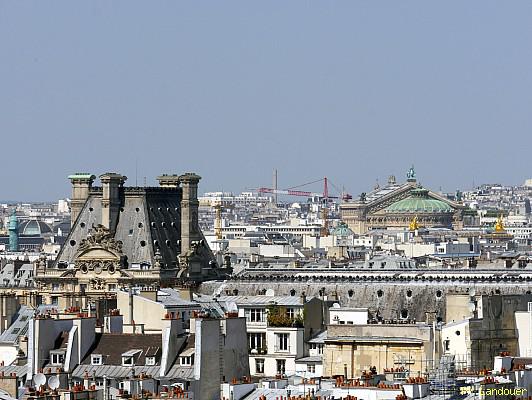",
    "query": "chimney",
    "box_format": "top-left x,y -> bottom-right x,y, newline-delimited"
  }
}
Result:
68,173 -> 96,227
100,173 -> 127,232
178,287 -> 194,302
179,173 -> 201,255
300,291 -> 307,304
156,174 -> 181,188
